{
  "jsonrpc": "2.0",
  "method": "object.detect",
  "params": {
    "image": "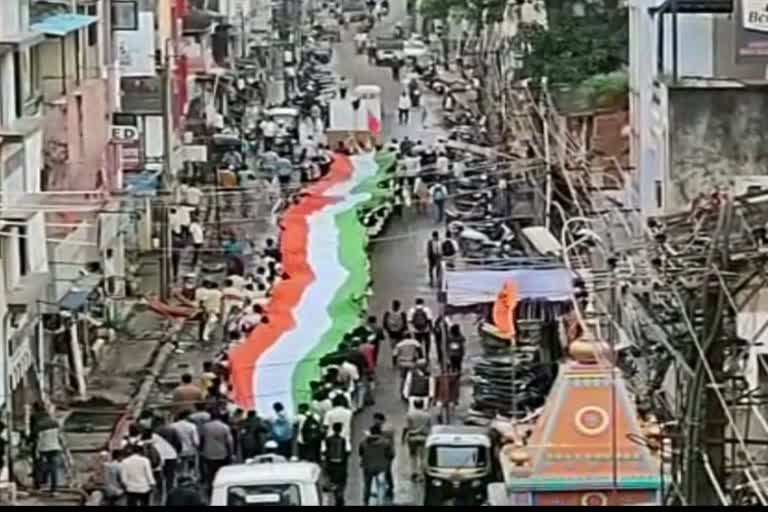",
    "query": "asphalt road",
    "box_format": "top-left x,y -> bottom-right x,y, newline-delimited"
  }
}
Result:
329,2 -> 450,506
